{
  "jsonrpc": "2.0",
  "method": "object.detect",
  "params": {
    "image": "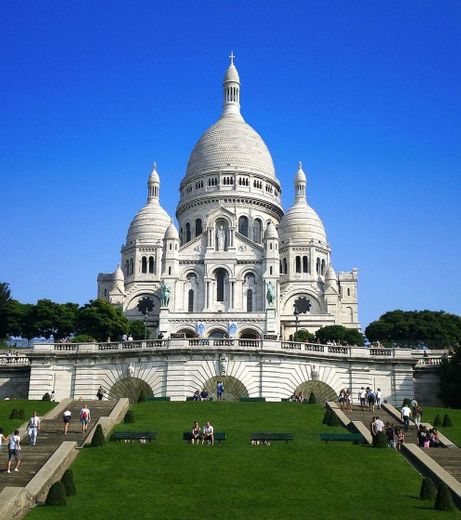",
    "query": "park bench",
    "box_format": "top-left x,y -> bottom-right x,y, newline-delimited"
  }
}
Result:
250,432 -> 293,444
111,431 -> 157,443
145,396 -> 171,401
240,397 -> 266,402
182,431 -> 227,444
320,433 -> 363,444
